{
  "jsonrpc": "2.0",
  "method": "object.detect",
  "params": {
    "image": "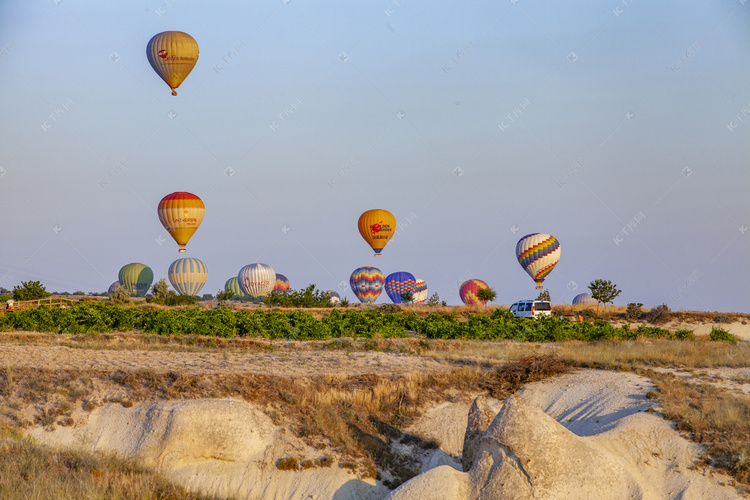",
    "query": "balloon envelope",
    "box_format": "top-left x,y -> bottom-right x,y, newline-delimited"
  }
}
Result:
146,31 -> 199,95
238,263 -> 275,298
384,272 -> 416,304
273,274 -> 291,292
224,277 -> 246,298
572,293 -> 598,306
349,266 -> 385,304
325,290 -> 341,304
158,192 -> 205,252
515,233 -> 561,289
459,279 -> 489,306
413,279 -> 428,304
108,281 -> 121,295
358,209 -> 396,256
118,263 -> 153,297
168,258 -> 208,296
